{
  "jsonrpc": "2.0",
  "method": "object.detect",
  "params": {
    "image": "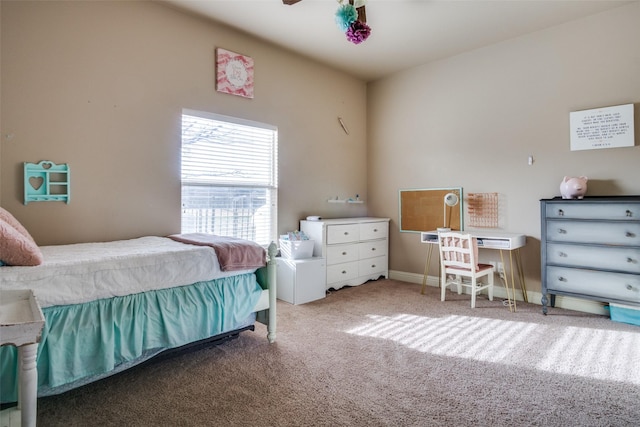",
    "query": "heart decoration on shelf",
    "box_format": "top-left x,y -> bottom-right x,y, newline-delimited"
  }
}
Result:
29,176 -> 44,191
